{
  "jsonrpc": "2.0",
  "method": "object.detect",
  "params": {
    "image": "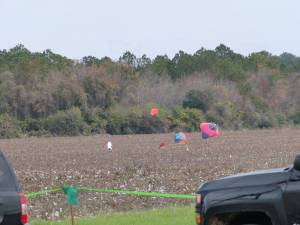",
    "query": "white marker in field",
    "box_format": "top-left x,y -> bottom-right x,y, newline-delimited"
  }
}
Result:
107,141 -> 112,152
